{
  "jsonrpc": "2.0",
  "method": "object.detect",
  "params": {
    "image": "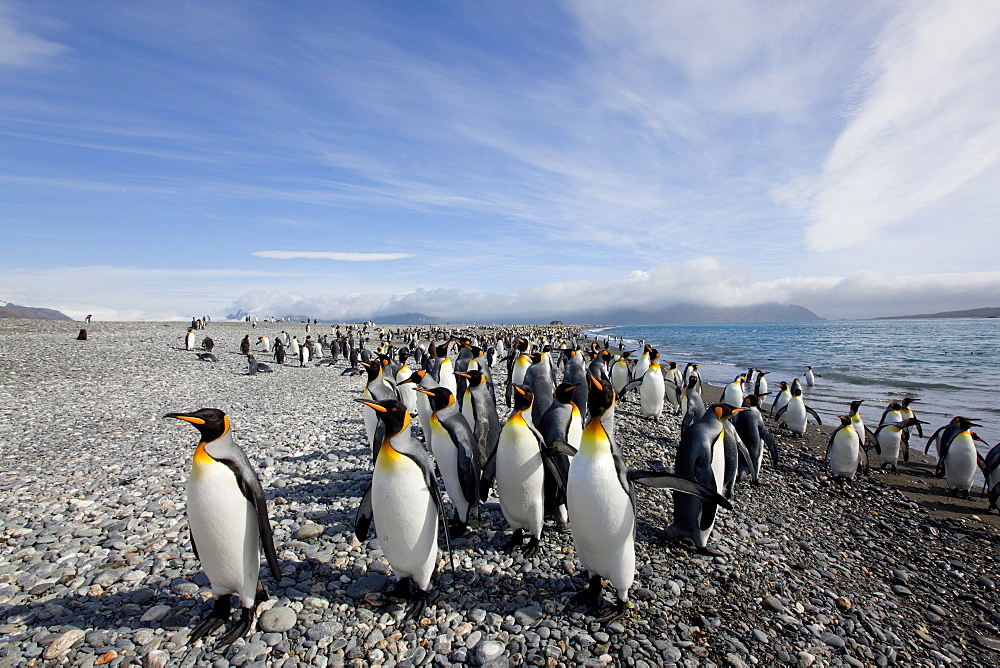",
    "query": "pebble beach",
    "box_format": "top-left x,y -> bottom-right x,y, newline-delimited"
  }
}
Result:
2,319 -> 1000,667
